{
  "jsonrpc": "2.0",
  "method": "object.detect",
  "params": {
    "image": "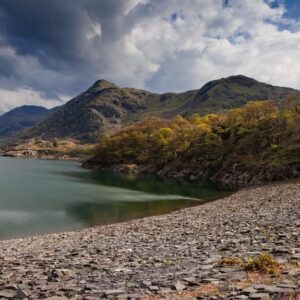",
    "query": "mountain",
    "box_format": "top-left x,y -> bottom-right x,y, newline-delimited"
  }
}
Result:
177,75 -> 298,115
11,75 -> 299,142
0,105 -> 53,139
